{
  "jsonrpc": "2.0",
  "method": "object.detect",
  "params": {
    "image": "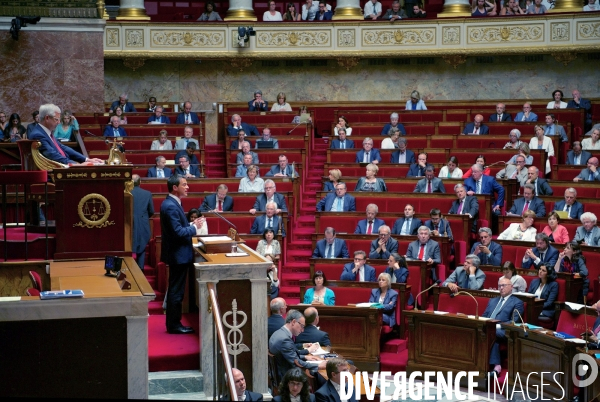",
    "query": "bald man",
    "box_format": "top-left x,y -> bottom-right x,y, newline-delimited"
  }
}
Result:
231,368 -> 263,401
295,307 -> 331,348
